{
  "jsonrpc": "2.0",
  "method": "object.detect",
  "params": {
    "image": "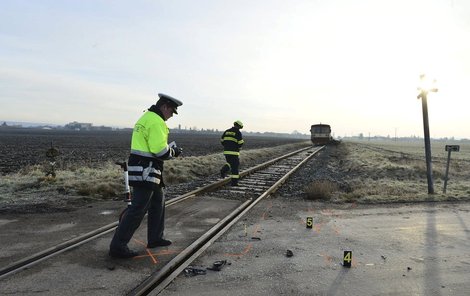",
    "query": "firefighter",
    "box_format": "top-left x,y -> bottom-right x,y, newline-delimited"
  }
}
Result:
220,120 -> 244,186
109,93 -> 183,258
